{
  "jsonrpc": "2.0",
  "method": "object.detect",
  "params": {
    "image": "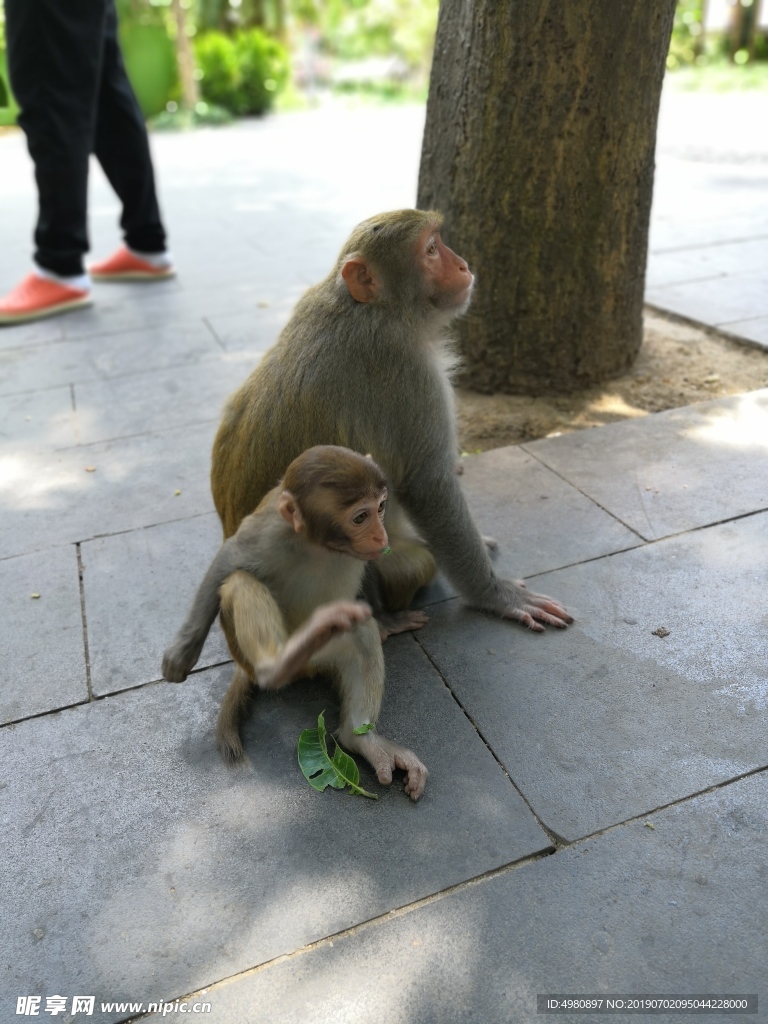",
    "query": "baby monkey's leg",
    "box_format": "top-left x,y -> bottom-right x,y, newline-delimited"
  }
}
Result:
217,571 -> 372,761
217,571 -> 286,762
324,619 -> 428,802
